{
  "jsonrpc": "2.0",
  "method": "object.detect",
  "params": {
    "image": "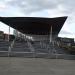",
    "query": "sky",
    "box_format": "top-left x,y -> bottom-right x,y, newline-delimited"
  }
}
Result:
0,0 -> 75,38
